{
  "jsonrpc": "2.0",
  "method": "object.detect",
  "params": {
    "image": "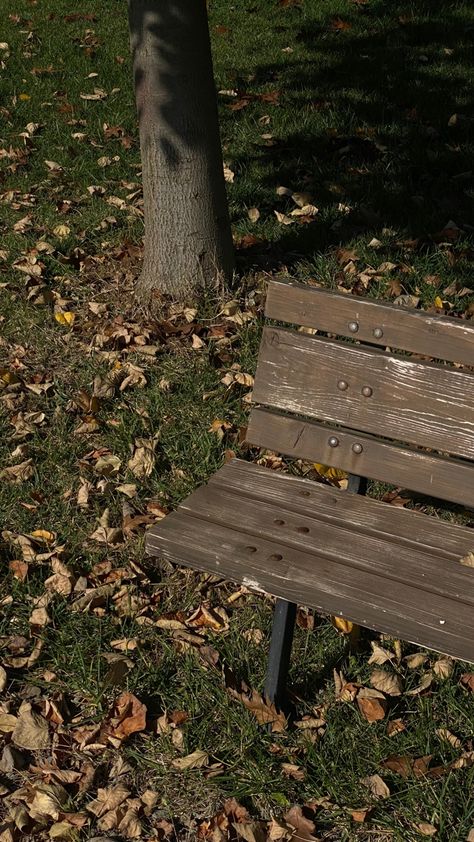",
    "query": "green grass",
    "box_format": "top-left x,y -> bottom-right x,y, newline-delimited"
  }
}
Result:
1,0 -> 474,840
